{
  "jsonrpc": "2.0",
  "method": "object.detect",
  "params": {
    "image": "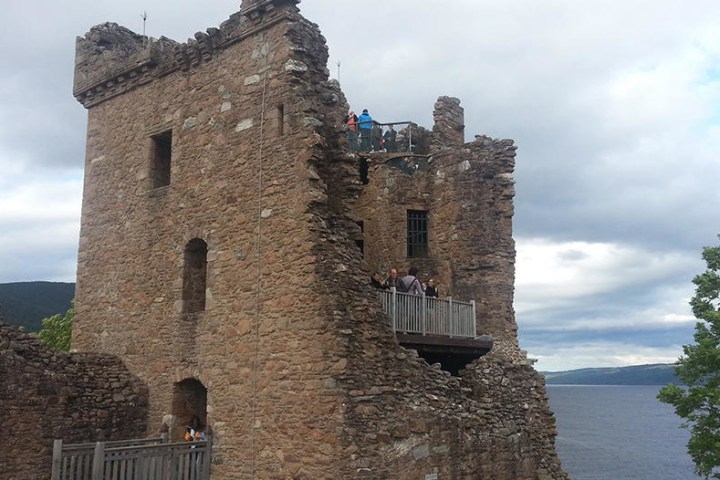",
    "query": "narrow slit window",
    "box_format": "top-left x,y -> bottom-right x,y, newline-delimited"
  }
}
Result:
407,210 -> 428,258
150,130 -> 172,188
182,238 -> 208,314
355,221 -> 364,257
277,104 -> 285,136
